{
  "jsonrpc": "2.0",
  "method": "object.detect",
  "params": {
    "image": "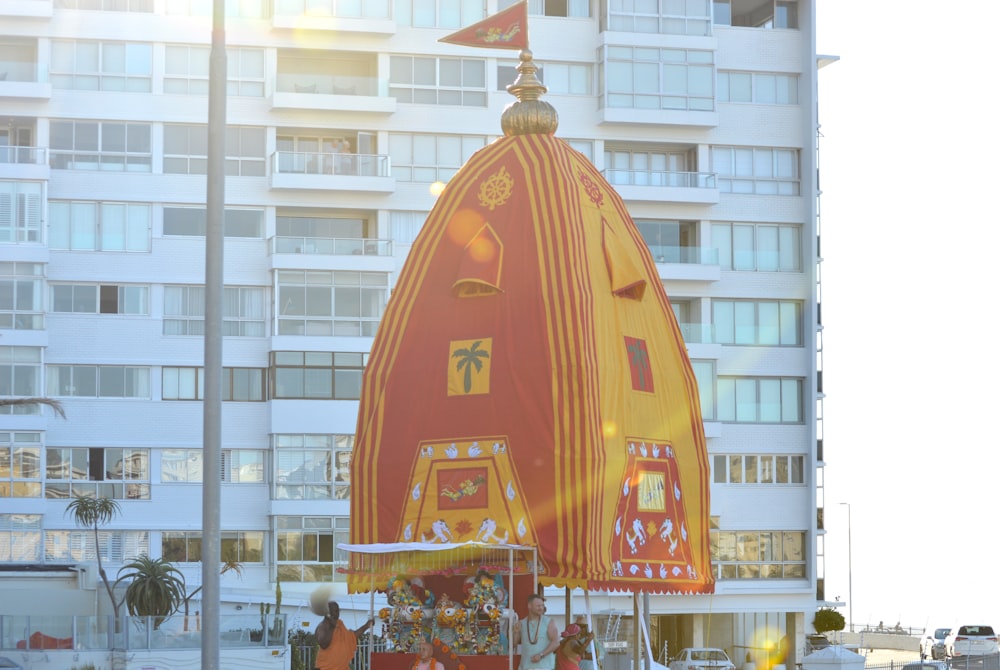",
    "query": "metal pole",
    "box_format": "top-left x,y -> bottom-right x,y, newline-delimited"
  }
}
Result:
840,502 -> 852,633
201,0 -> 227,667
